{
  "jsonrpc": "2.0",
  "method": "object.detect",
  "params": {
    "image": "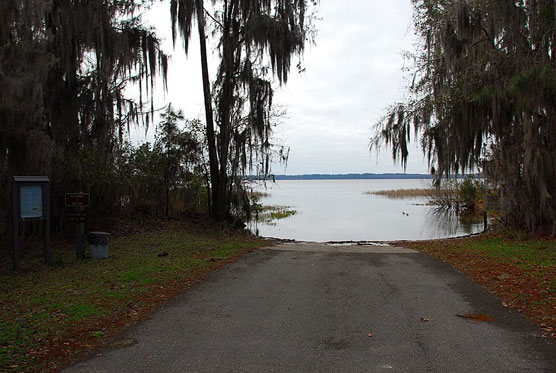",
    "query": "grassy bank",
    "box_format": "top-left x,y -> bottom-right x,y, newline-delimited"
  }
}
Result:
0,220 -> 267,372
403,231 -> 556,338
